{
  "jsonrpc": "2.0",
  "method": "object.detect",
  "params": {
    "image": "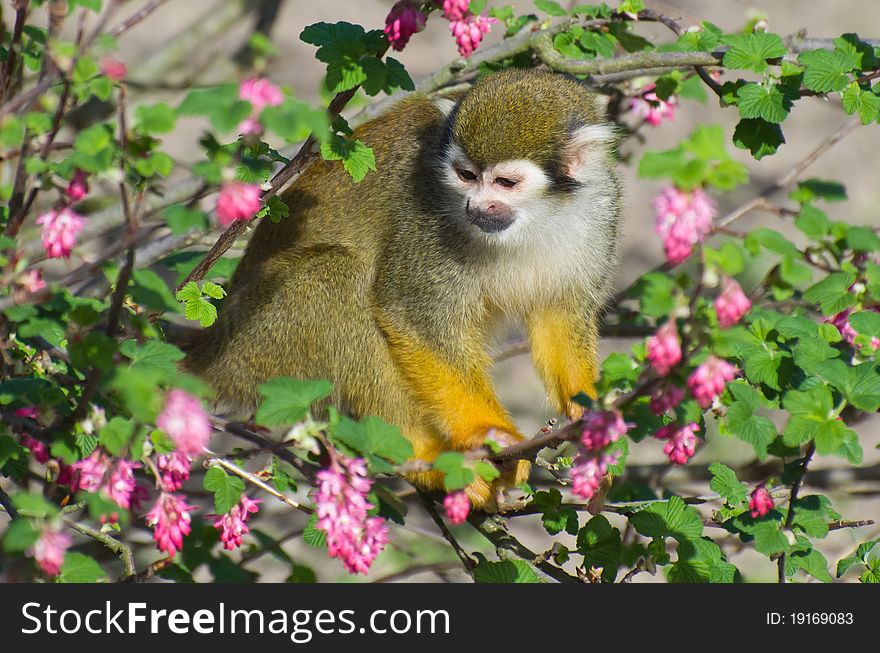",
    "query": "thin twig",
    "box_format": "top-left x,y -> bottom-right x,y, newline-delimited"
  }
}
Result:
418,491 -> 476,575
204,456 -> 313,515
66,519 -> 136,579
778,441 -> 816,583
